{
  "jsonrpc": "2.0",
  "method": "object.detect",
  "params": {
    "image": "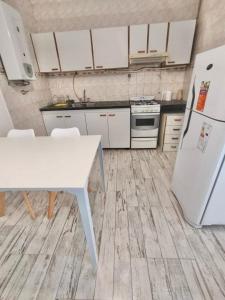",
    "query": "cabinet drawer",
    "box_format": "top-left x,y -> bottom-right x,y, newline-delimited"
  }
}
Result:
166,115 -> 184,126
165,125 -> 182,135
164,134 -> 180,144
163,143 -> 178,152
